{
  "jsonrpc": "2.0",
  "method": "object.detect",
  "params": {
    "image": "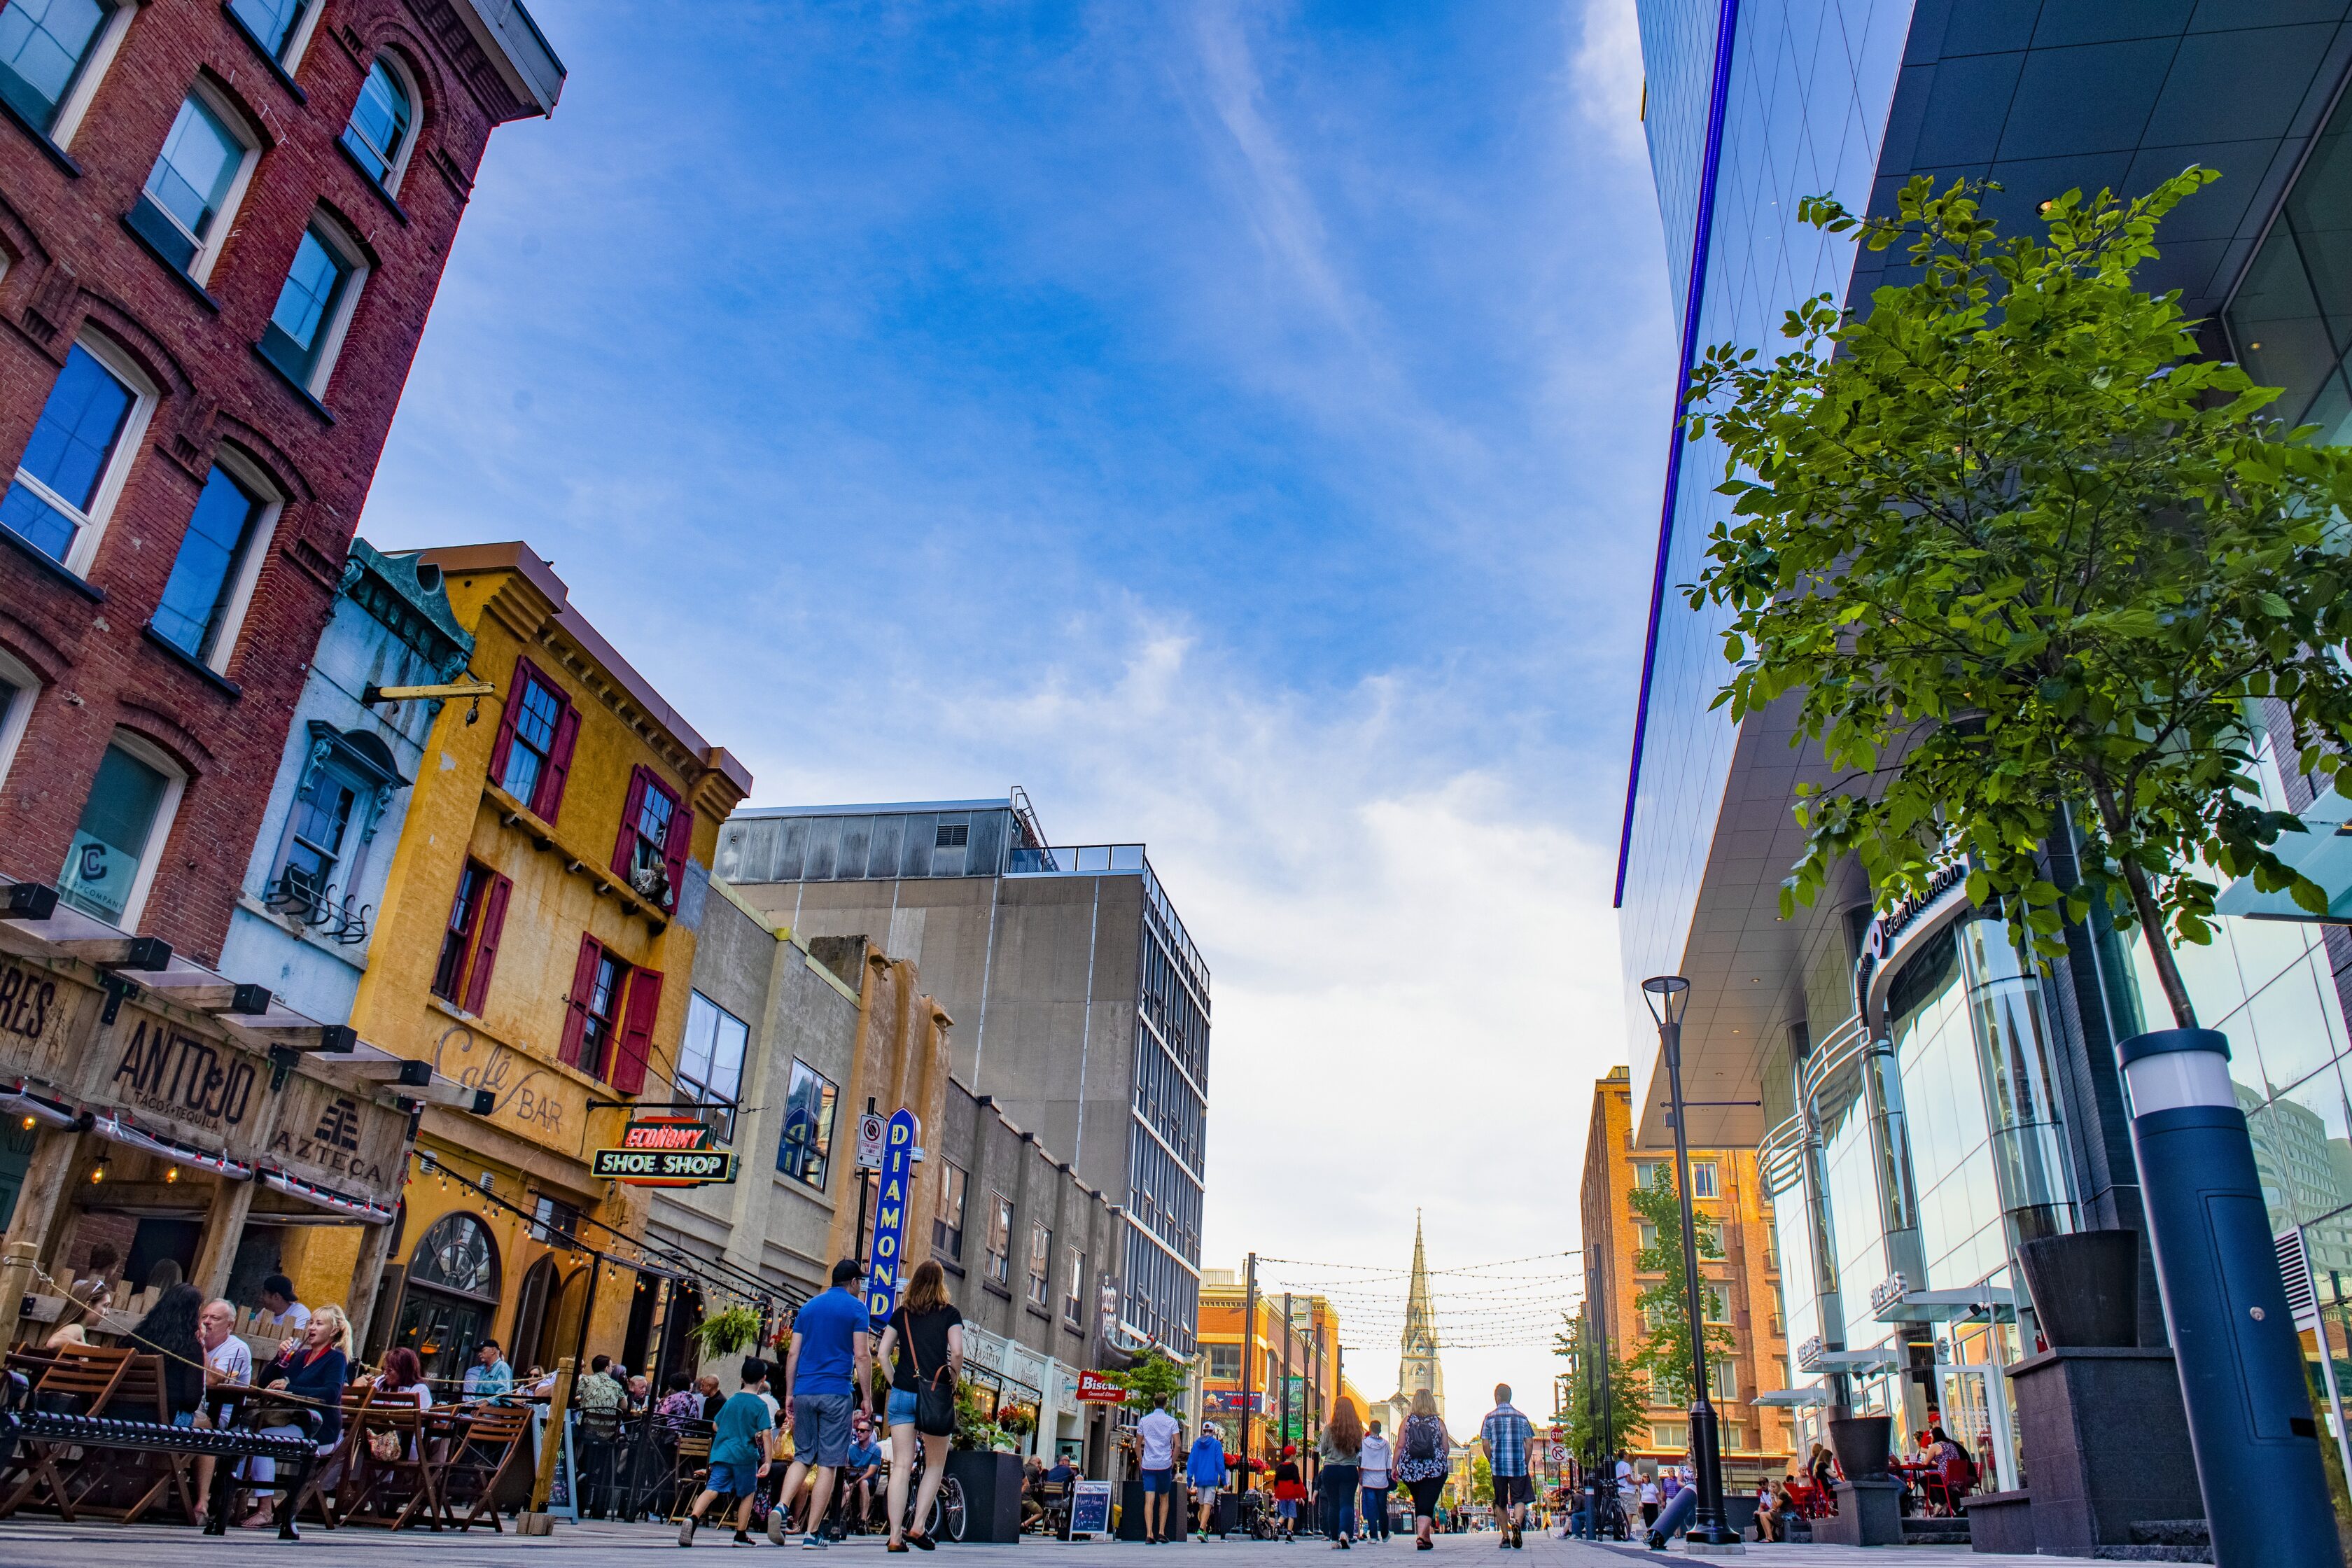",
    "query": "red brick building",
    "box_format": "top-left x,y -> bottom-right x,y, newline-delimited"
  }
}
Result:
0,0 -> 562,962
